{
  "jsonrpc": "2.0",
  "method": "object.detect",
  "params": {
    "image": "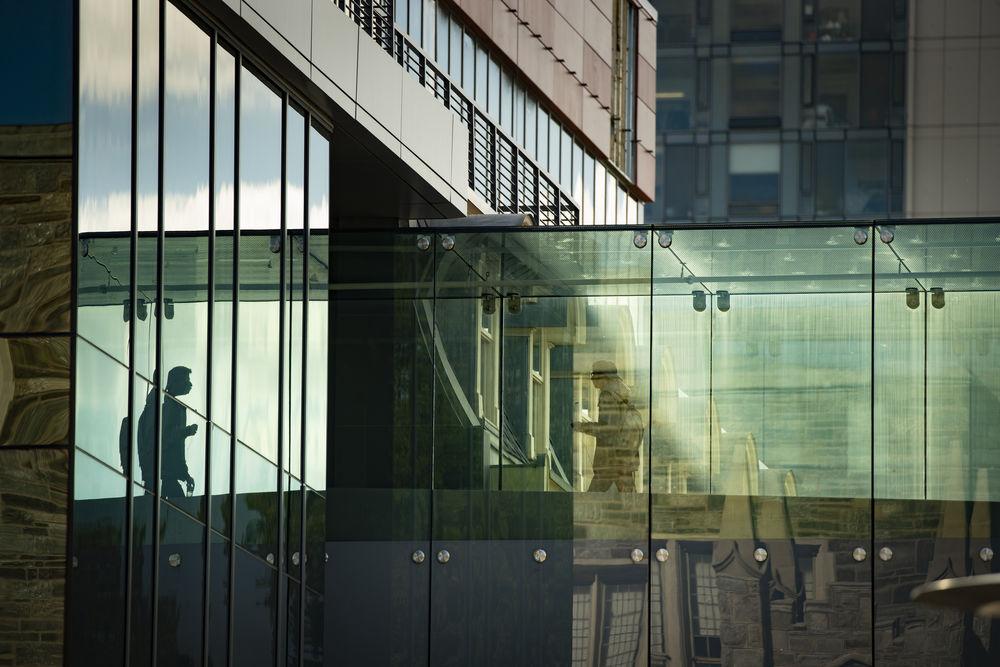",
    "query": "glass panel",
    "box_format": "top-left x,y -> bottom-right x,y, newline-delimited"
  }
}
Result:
79,0 -> 131,235
860,53 -> 891,128
306,125 -> 330,491
475,45 -> 487,107
487,56 -> 500,120
730,0 -> 782,40
69,452 -> 127,667
805,0 -> 860,41
728,143 -> 780,217
285,107 -> 306,477
161,392 -> 206,519
525,97 -> 537,161
652,225 -> 873,665
213,45 -> 236,431
211,425 -> 232,535
135,231 -> 159,381
658,0 -> 695,44
233,547 -> 278,665
549,117 -> 560,178
75,339 -> 129,472
537,108 -> 549,170
137,0 -> 158,234
285,475 -> 302,581
162,235 -> 209,414
449,17 -> 461,80
435,5 -> 448,71
130,484 -> 155,667
327,231 -> 432,662
812,53 -> 859,128
461,30 -> 473,91
207,532 -> 230,667
730,58 -> 781,127
815,141 -> 844,217
657,57 -> 695,131
595,162 -> 606,225
77,234 -> 131,365
664,145 -> 696,220
846,139 -> 887,217
157,502 -> 205,666
235,441 -> 279,563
